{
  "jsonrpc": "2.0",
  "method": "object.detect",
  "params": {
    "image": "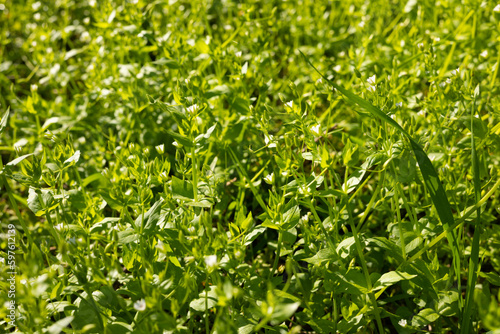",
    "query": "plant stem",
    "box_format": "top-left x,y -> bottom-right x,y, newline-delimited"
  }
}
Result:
191,145 -> 198,201
269,229 -> 283,279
